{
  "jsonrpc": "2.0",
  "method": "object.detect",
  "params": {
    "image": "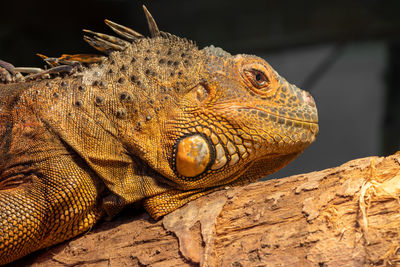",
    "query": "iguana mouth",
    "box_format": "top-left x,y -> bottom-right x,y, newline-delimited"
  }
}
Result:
230,106 -> 318,125
252,108 -> 318,124
227,106 -> 319,137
